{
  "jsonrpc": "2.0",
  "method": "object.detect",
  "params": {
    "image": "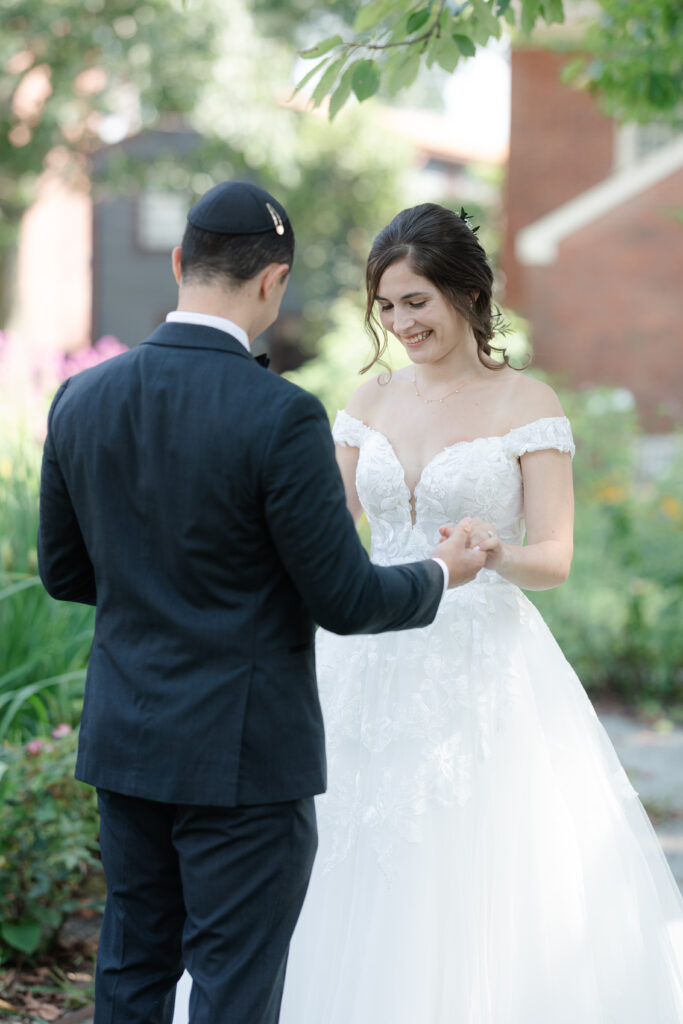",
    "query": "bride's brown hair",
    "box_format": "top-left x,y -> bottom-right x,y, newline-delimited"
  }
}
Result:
363,203 -> 513,373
